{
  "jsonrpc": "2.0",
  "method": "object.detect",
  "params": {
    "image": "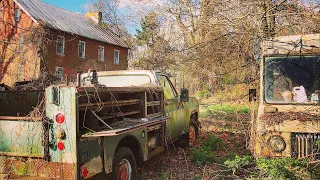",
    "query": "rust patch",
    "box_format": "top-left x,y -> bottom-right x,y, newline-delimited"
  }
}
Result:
1,158 -> 76,179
